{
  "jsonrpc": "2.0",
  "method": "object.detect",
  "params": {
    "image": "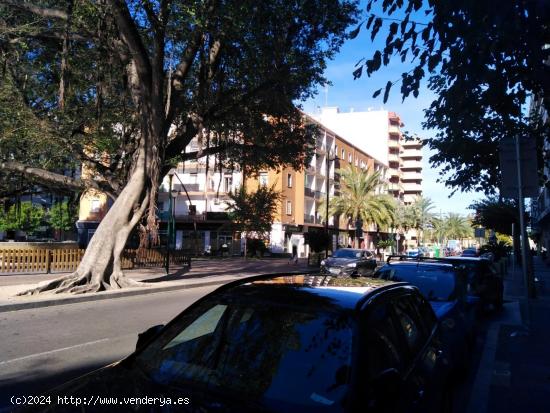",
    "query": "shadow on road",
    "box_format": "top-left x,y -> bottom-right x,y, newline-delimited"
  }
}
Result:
0,359 -> 112,412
